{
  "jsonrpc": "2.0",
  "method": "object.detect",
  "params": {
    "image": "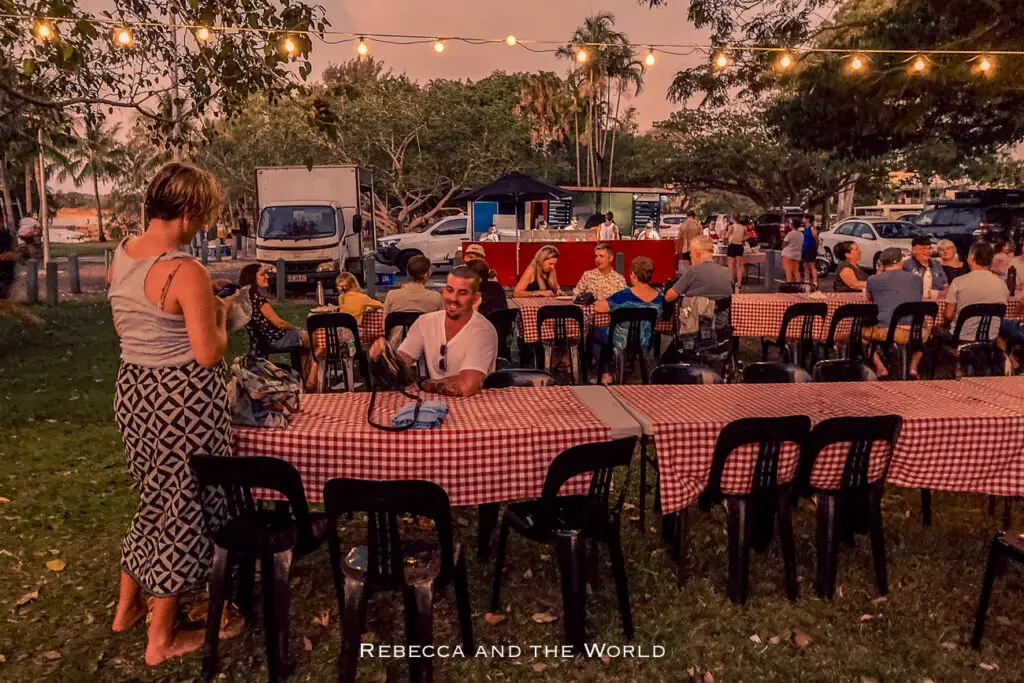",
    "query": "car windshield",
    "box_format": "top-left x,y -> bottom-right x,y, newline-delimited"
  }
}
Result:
259,206 -> 336,240
875,222 -> 920,239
